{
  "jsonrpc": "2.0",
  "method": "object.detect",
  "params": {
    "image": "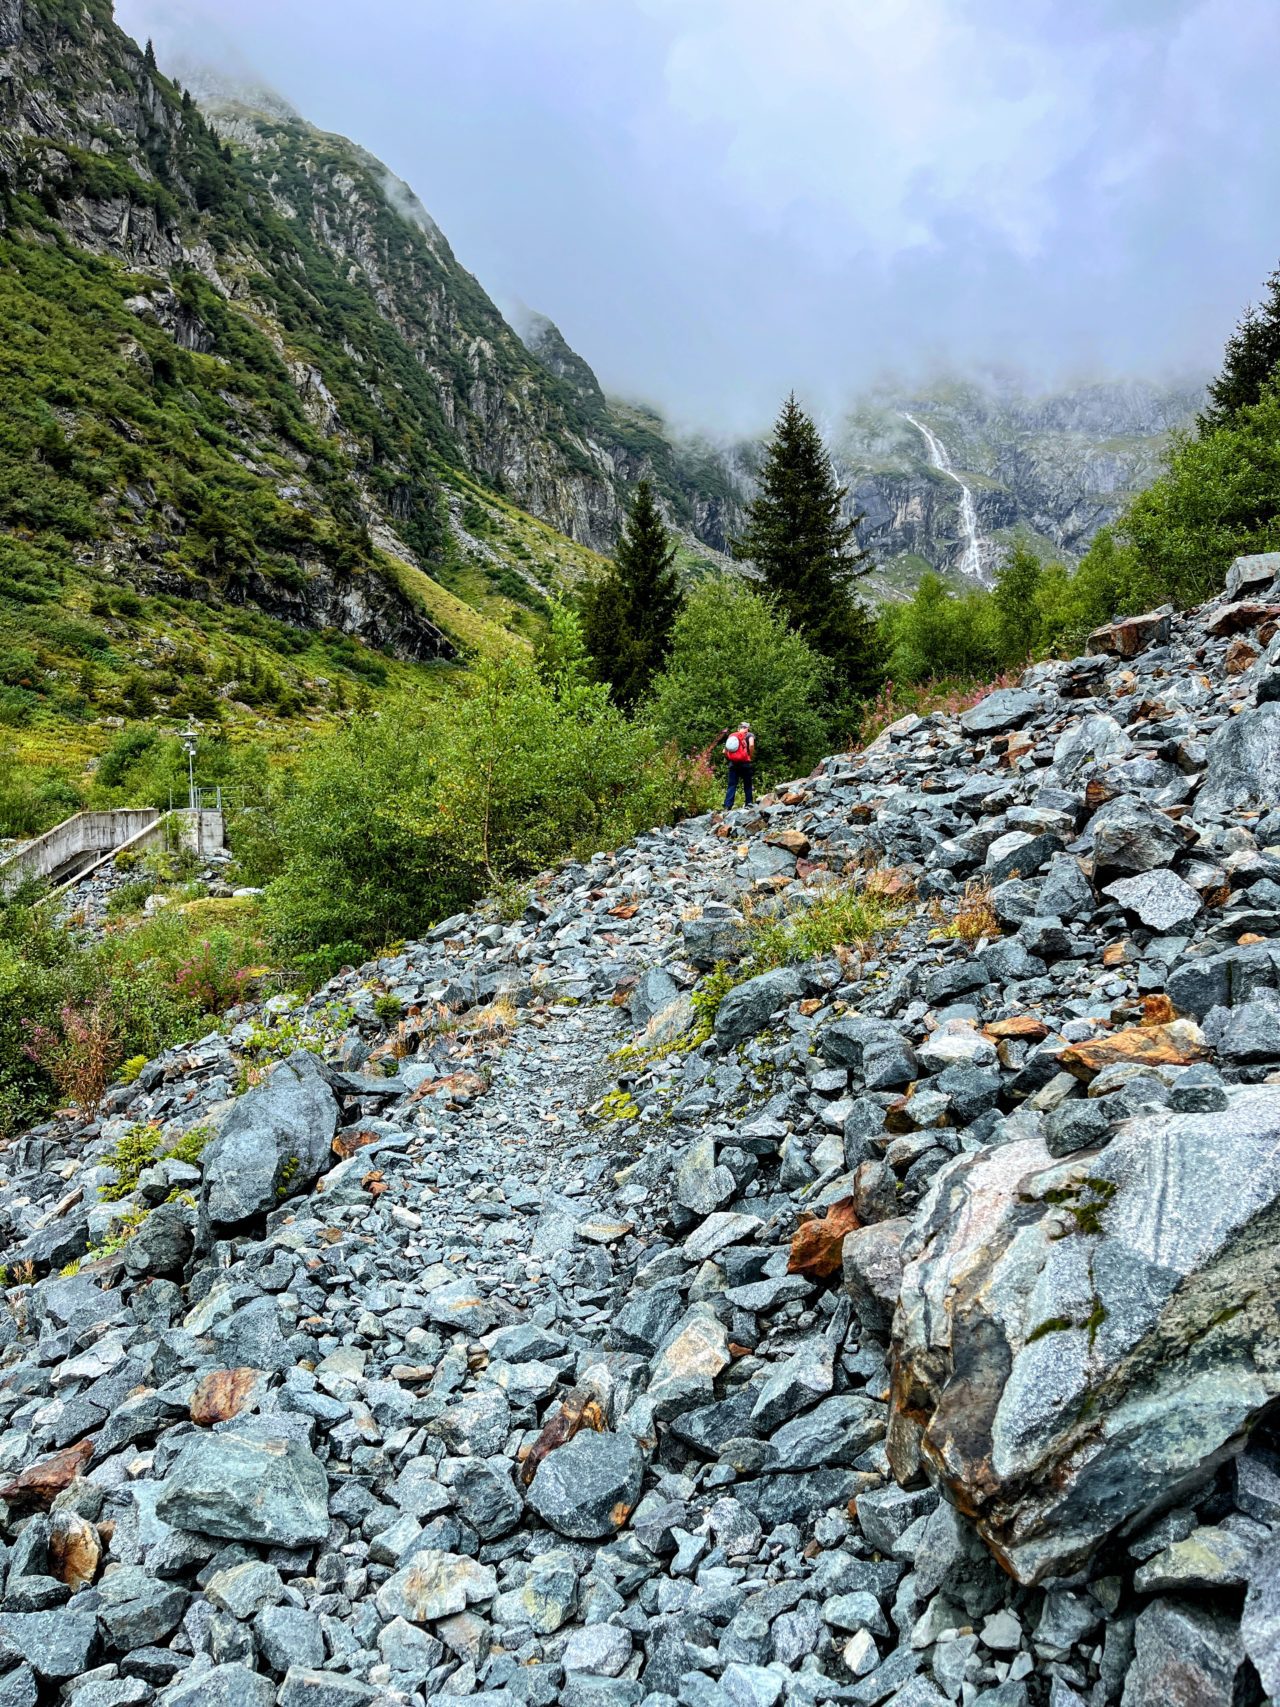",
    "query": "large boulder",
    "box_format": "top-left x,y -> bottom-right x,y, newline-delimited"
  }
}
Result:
1197,702 -> 1280,817
1088,795 -> 1189,877
959,689 -> 1038,736
888,1084 -> 1280,1585
200,1052 -> 339,1233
